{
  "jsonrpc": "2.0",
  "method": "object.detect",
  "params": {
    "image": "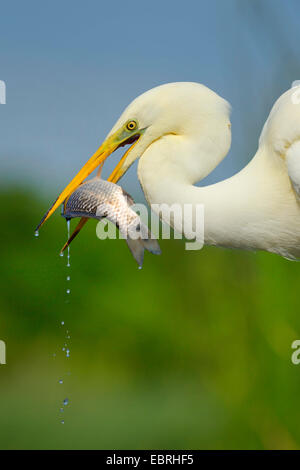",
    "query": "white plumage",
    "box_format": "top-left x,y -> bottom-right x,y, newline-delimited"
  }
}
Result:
108,82 -> 300,259
39,82 -> 300,260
